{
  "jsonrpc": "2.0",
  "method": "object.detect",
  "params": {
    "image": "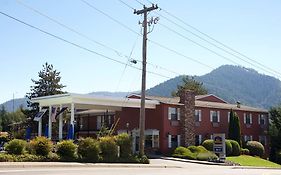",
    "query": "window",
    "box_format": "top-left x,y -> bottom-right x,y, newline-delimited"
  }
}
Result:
210,111 -> 220,123
168,107 -> 180,121
195,110 -> 202,122
145,135 -> 153,148
244,113 -> 252,124
244,135 -> 253,142
258,114 -> 266,125
195,135 -> 202,146
259,135 -> 267,146
168,135 -> 180,148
